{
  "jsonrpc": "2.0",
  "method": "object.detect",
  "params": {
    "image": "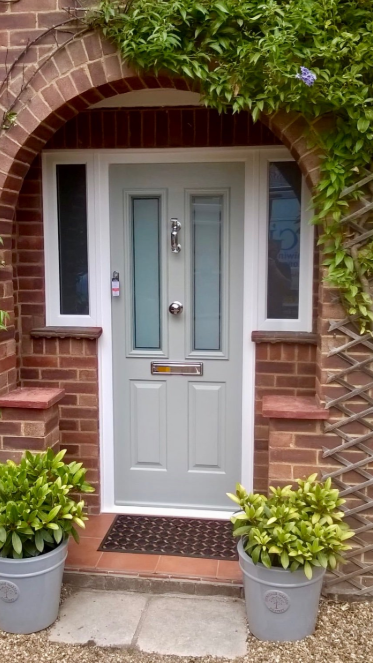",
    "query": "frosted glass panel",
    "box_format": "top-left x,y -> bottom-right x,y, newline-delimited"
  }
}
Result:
267,162 -> 302,319
132,197 -> 161,349
192,196 -> 223,351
